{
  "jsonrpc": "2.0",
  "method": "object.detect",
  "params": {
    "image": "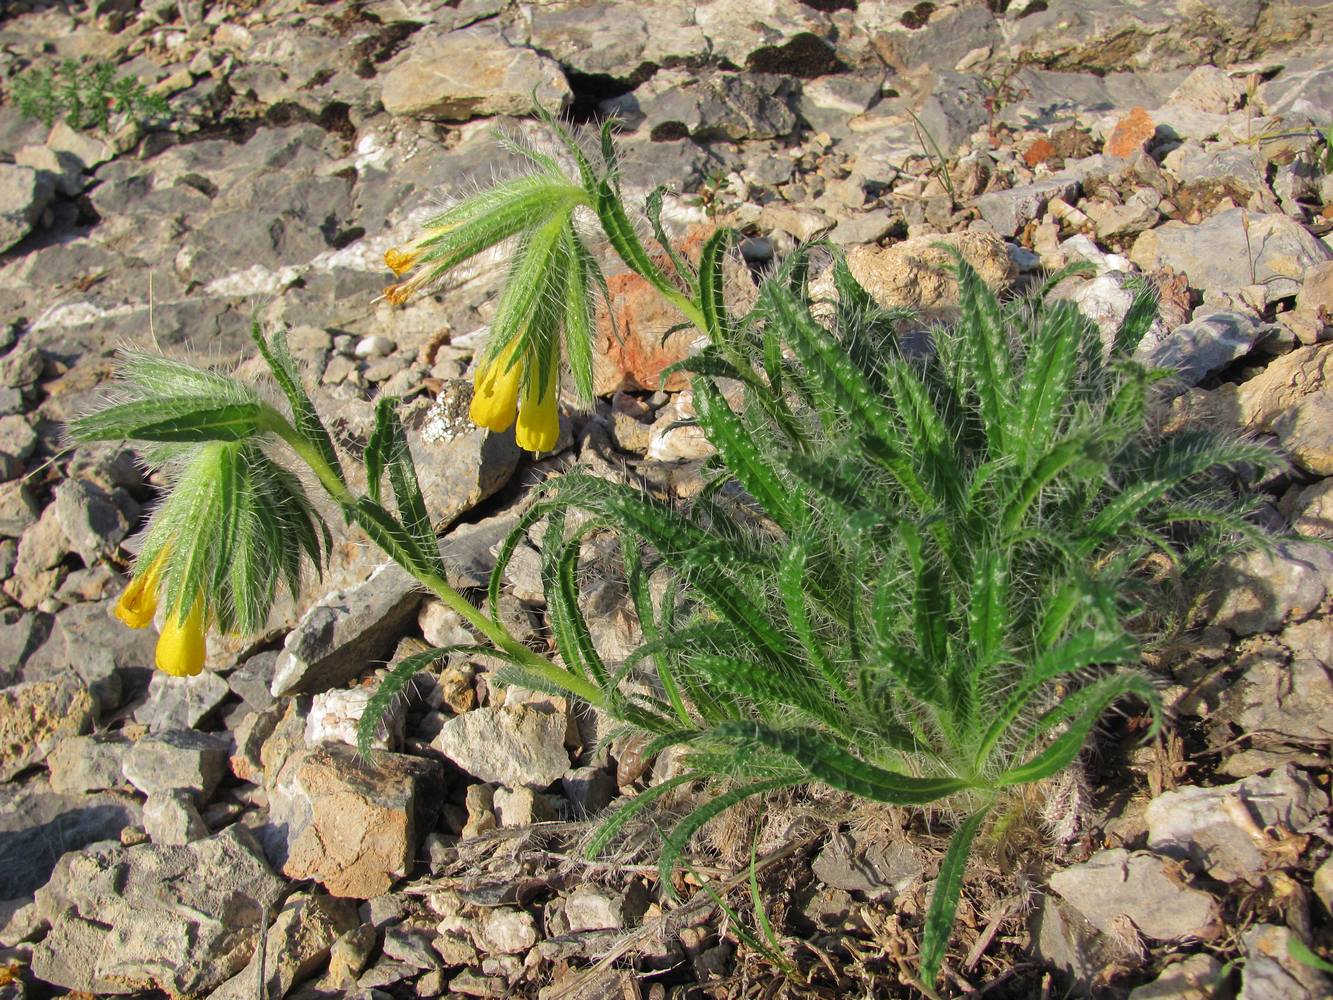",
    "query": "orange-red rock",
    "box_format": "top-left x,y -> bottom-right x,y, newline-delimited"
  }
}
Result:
1105,107 -> 1156,159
